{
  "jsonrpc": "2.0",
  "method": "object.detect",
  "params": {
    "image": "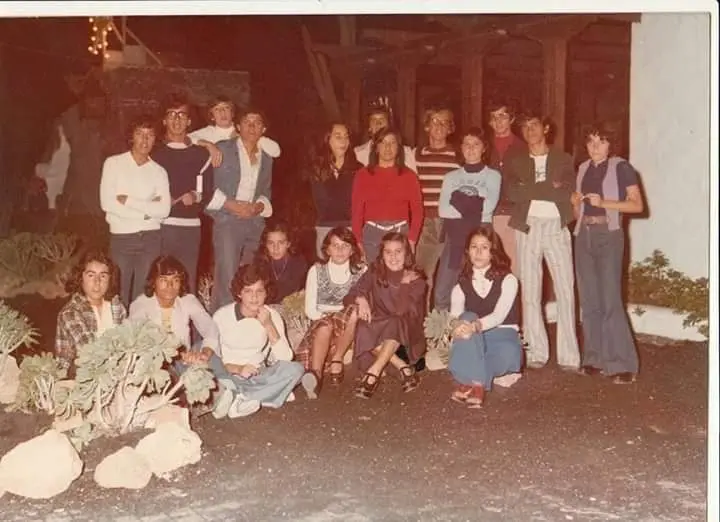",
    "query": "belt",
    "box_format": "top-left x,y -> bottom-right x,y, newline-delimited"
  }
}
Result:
582,215 -> 609,225
366,220 -> 408,231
